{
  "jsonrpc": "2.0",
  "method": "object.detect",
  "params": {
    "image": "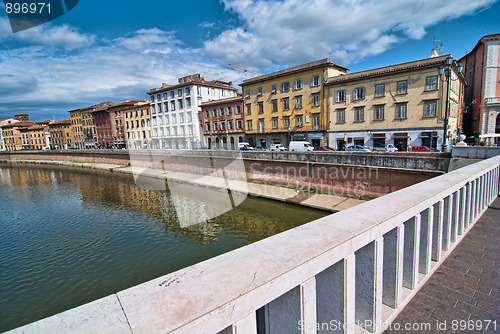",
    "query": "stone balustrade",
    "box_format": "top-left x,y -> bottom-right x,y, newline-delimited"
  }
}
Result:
7,156 -> 500,334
